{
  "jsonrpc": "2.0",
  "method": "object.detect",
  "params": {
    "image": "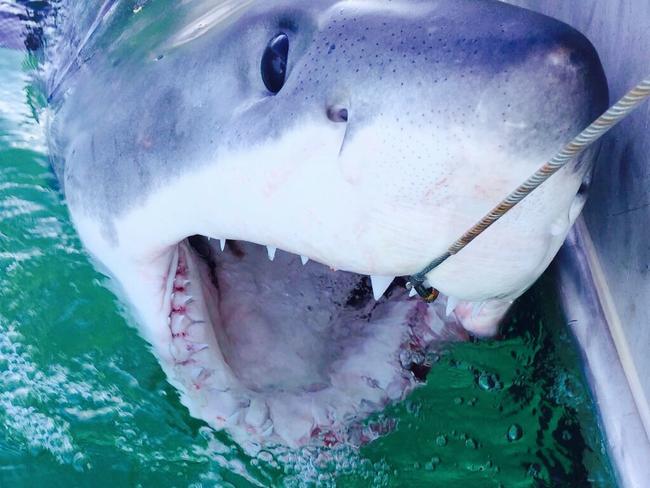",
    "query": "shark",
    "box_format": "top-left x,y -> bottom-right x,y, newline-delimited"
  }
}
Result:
14,0 -> 609,447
